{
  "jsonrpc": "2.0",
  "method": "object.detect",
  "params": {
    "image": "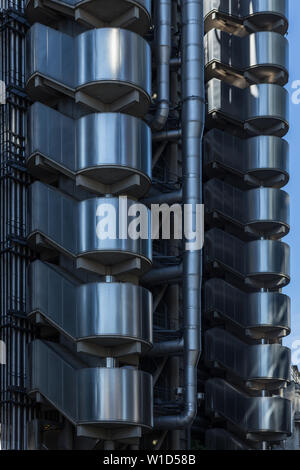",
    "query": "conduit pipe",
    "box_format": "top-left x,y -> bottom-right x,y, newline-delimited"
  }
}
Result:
142,263 -> 183,285
151,0 -> 172,130
155,0 -> 205,429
